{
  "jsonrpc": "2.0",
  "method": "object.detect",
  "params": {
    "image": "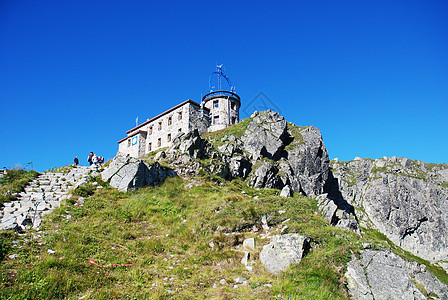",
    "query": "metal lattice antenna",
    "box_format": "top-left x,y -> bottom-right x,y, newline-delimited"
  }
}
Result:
209,64 -> 235,93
